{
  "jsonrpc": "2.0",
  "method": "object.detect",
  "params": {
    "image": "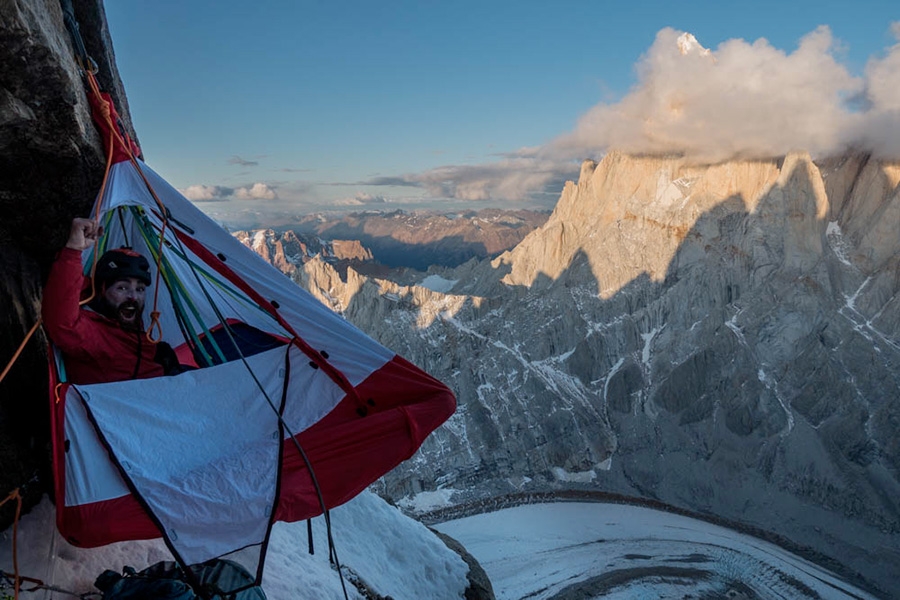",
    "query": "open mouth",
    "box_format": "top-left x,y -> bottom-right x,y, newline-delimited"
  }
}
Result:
118,303 -> 139,323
